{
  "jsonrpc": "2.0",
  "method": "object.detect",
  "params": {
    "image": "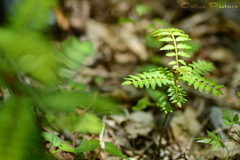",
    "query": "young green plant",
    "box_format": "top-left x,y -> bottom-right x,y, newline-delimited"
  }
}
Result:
122,28 -> 224,153
193,109 -> 240,159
